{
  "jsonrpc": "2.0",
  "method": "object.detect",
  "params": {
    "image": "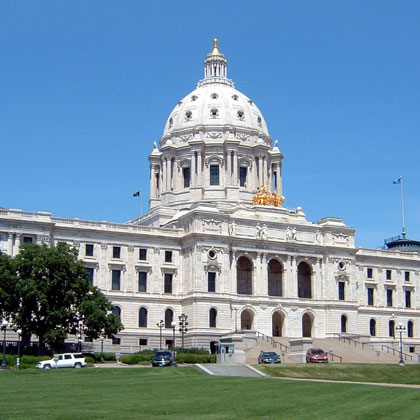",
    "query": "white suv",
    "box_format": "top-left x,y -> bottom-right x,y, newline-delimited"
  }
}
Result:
36,353 -> 87,369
